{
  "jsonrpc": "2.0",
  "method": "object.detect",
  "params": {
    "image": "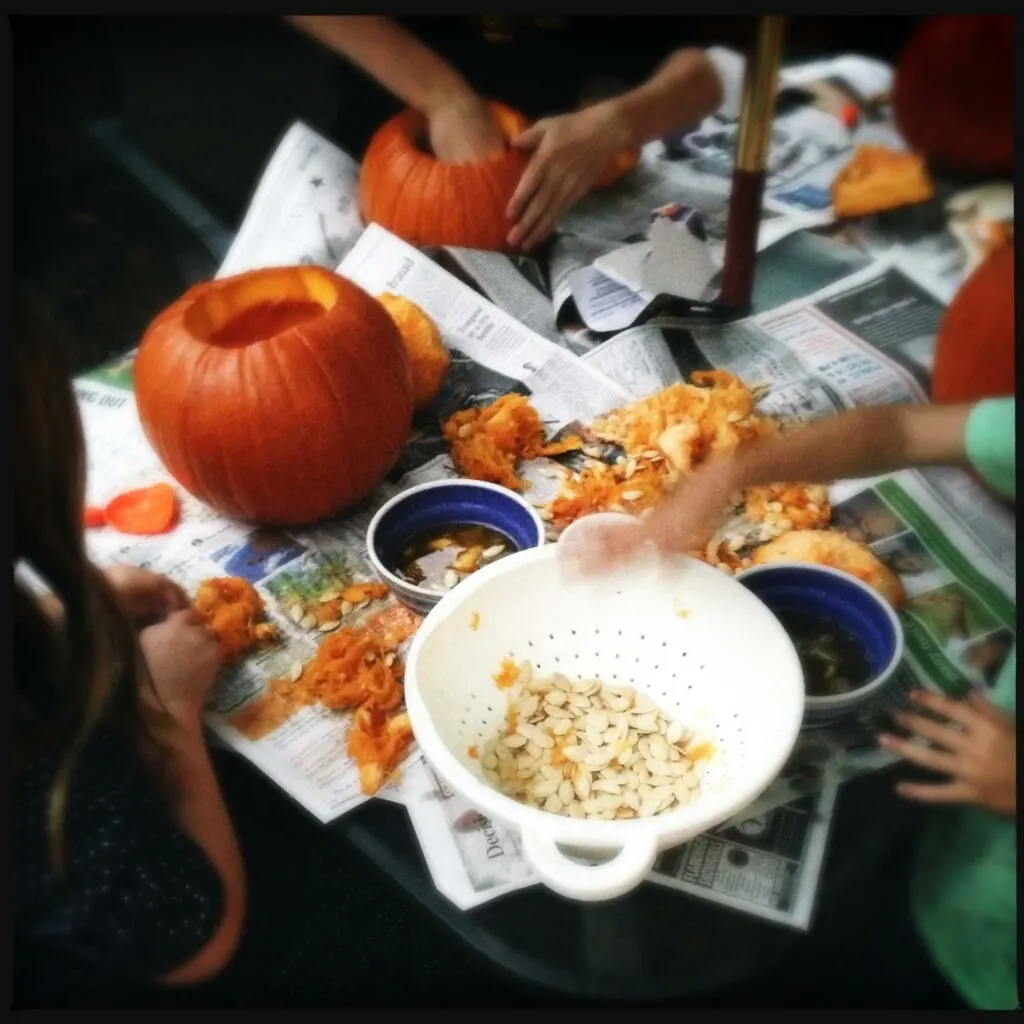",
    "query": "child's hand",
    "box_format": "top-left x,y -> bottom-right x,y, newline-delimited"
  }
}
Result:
104,564 -> 190,623
880,689 -> 1017,818
561,455 -> 739,577
139,609 -> 223,730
